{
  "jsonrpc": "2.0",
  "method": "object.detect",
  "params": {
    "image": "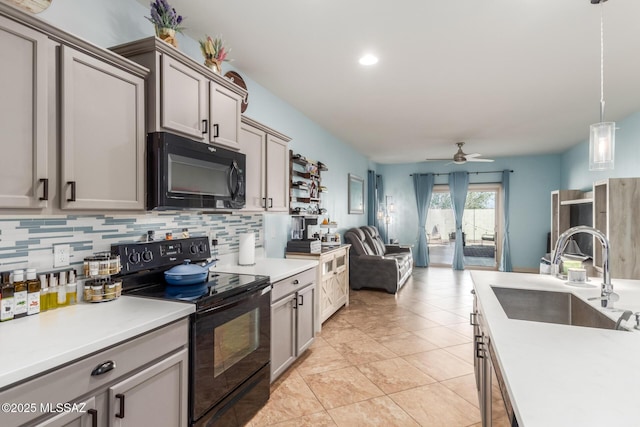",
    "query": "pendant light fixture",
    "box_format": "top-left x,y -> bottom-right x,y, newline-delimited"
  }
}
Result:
589,0 -> 615,171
